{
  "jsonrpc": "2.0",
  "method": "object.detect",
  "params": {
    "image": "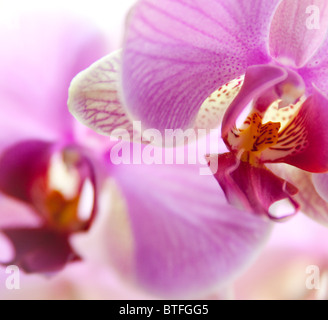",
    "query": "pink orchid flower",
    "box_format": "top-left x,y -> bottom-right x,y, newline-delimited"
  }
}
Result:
69,0 -> 328,223
0,10 -> 271,298
0,12 -> 109,274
